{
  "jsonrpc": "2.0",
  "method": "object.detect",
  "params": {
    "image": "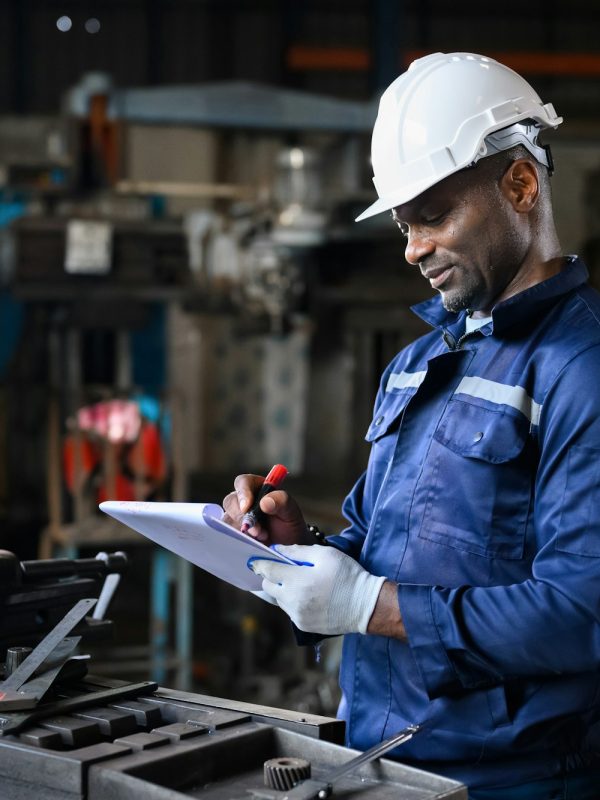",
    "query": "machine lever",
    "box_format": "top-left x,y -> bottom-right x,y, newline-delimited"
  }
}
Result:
0,598 -> 96,694
282,721 -> 428,800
